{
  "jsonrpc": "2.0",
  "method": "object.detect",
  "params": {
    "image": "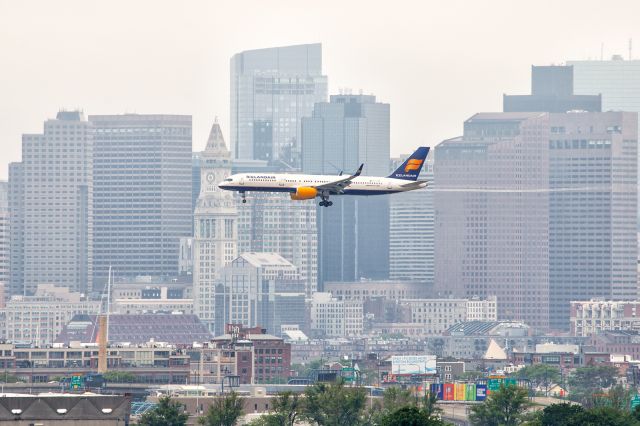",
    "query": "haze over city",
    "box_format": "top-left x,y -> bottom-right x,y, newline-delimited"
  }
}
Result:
4,1 -> 640,424
1,0 -> 640,178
